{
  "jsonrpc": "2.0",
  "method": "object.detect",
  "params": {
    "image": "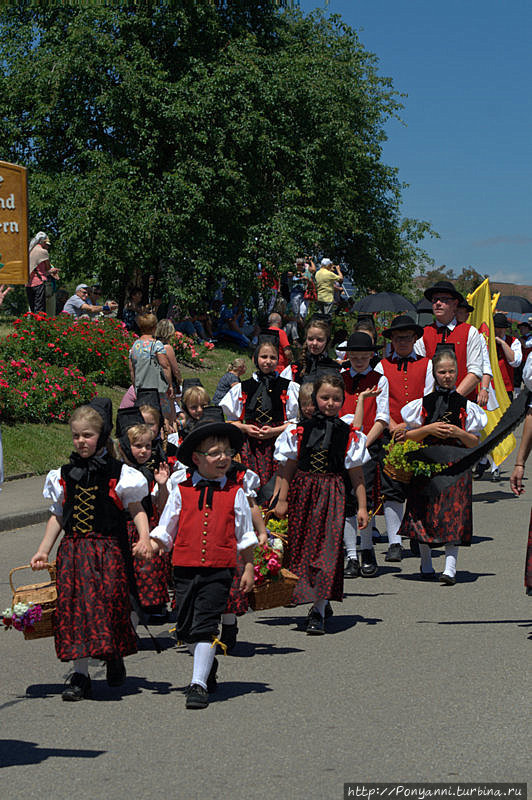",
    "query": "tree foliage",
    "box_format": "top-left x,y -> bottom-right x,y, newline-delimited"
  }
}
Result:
0,1 -> 435,307
419,266 -> 488,296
